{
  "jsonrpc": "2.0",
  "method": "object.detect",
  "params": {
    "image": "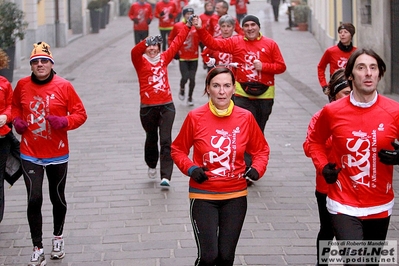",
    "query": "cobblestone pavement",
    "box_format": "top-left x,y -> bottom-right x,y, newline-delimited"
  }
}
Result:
1,1 -> 398,265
